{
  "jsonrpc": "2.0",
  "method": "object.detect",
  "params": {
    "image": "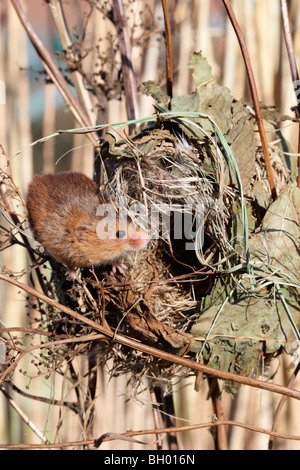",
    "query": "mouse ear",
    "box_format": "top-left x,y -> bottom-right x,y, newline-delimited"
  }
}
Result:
75,224 -> 93,242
